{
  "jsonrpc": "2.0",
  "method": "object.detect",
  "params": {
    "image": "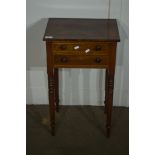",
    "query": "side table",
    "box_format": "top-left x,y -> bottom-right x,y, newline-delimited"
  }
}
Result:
43,18 -> 120,137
